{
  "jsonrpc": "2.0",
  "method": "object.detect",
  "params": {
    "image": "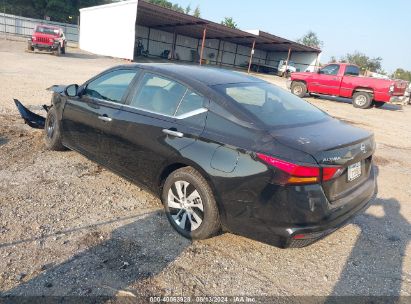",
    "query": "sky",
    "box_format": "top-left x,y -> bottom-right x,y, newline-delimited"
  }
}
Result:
170,0 -> 410,73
